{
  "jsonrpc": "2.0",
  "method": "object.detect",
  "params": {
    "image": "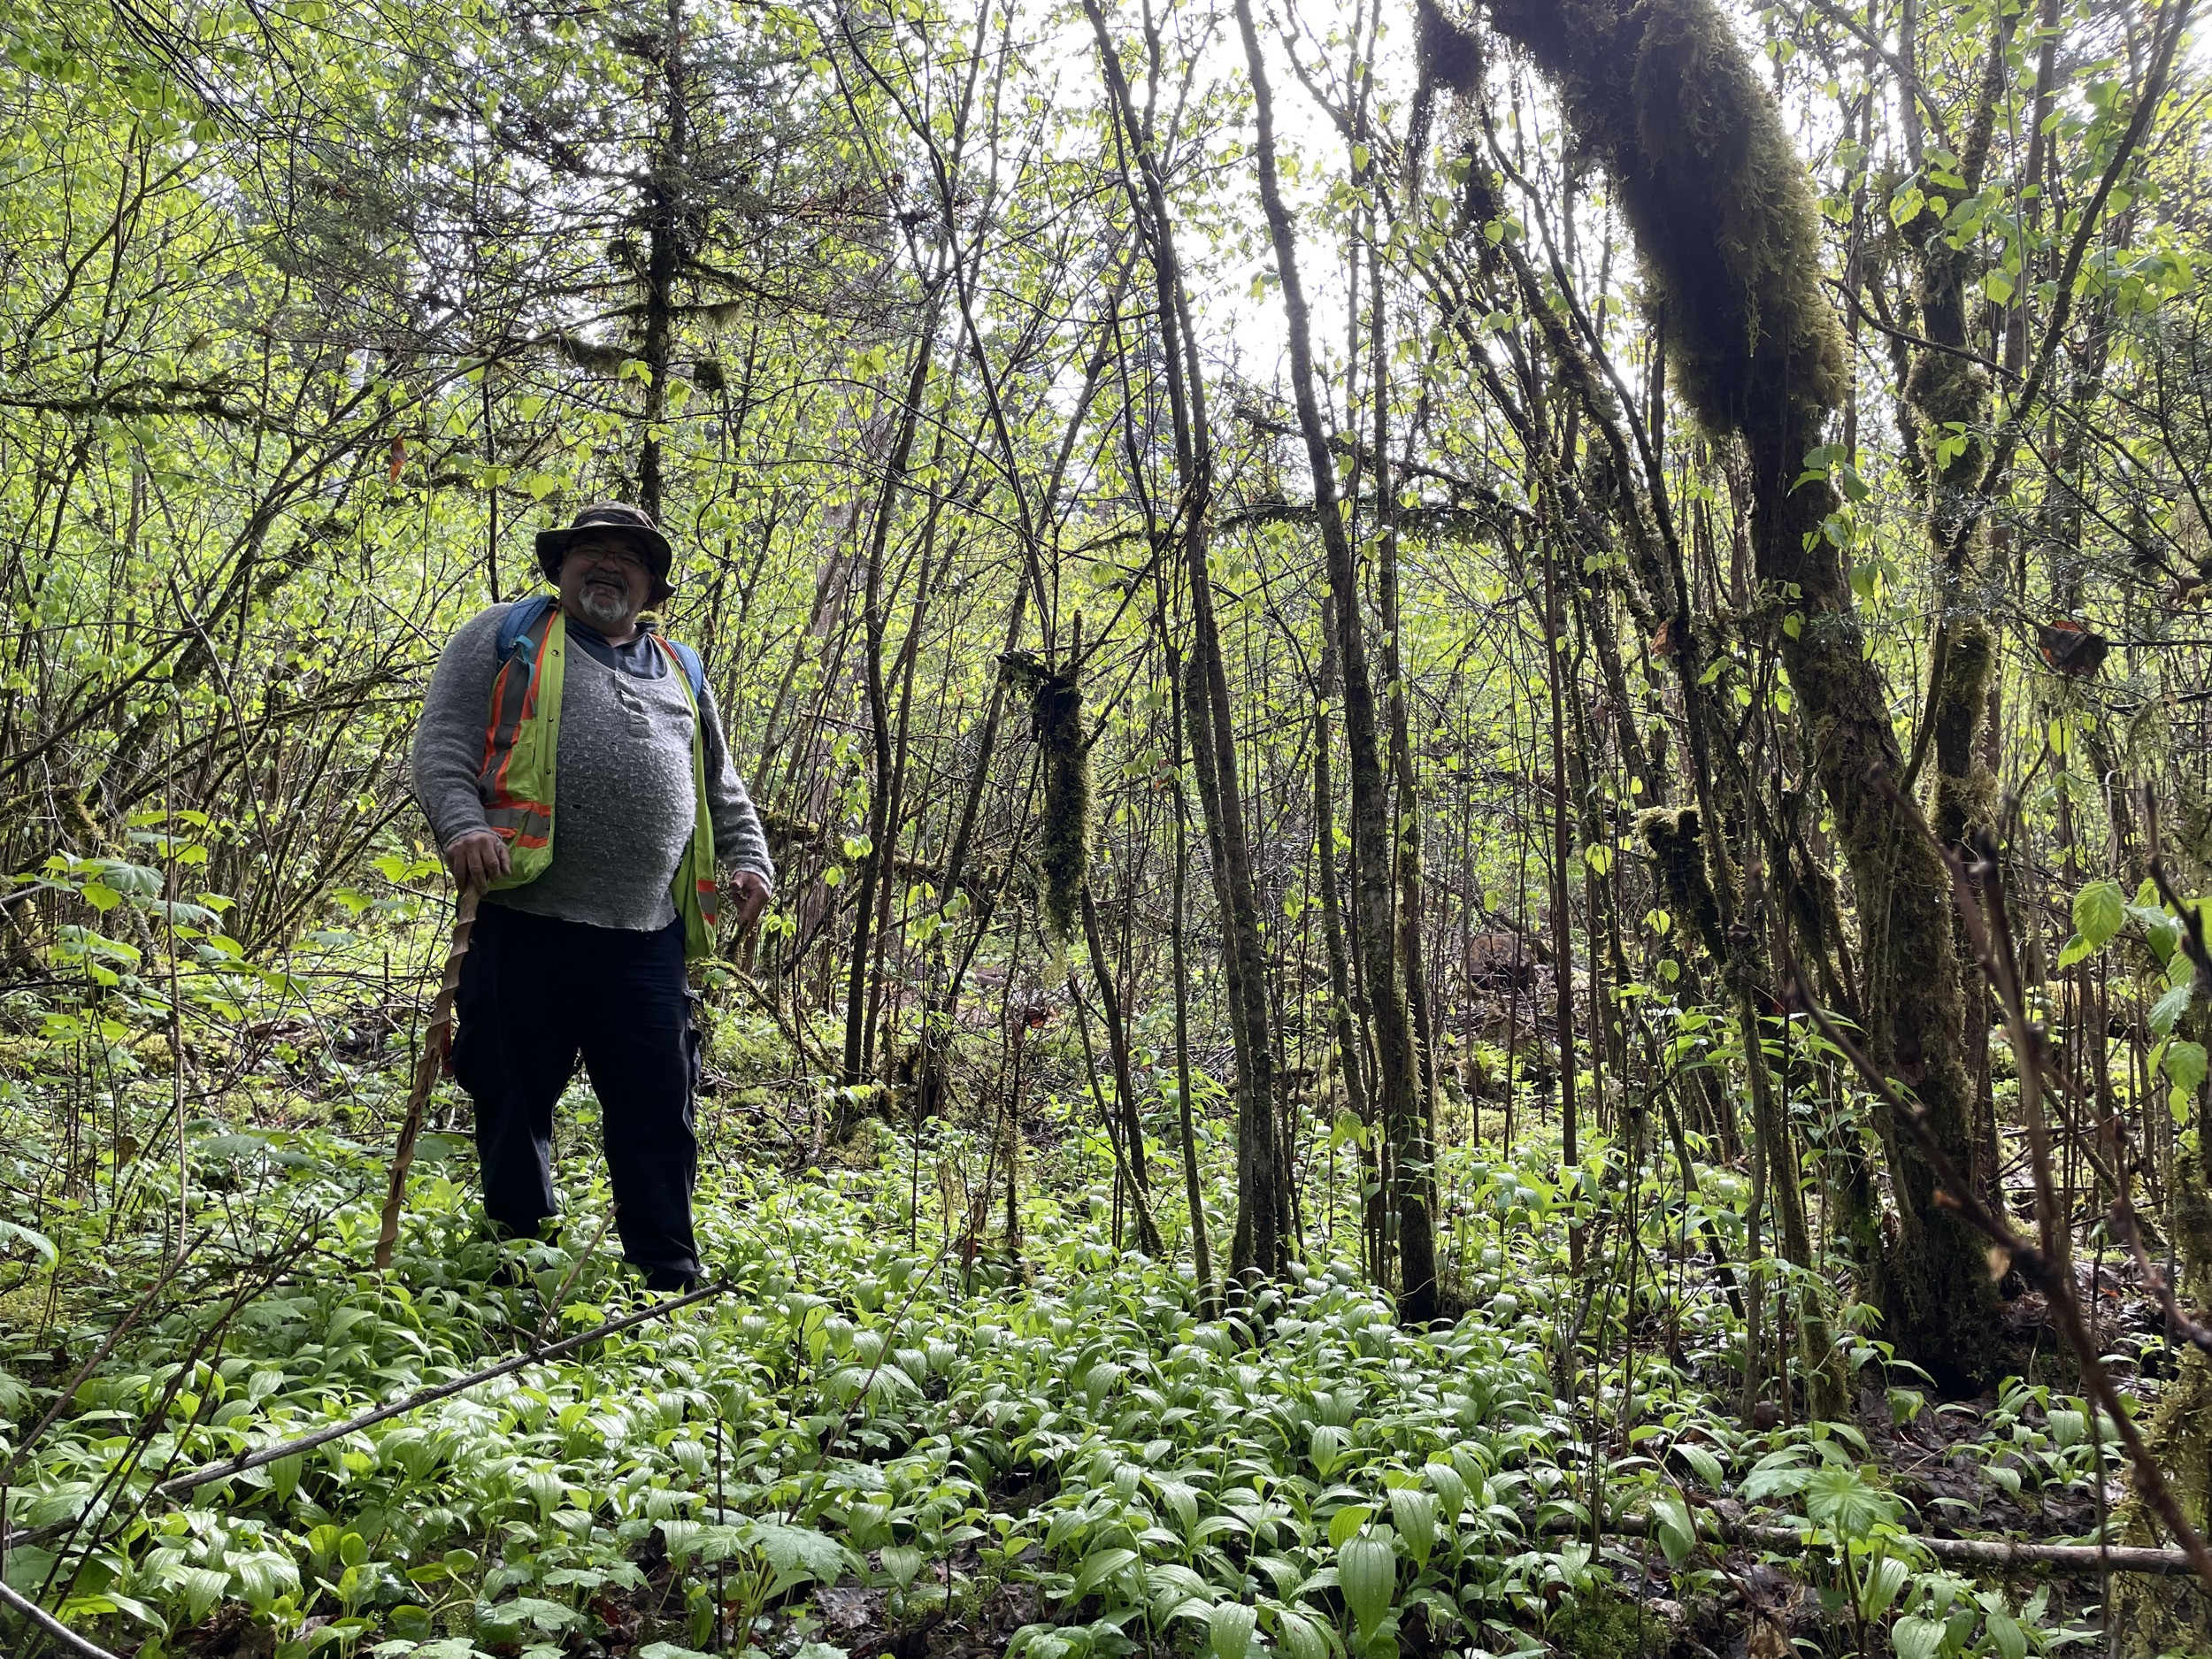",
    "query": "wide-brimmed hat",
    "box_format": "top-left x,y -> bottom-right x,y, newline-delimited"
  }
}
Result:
534,503 -> 676,605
